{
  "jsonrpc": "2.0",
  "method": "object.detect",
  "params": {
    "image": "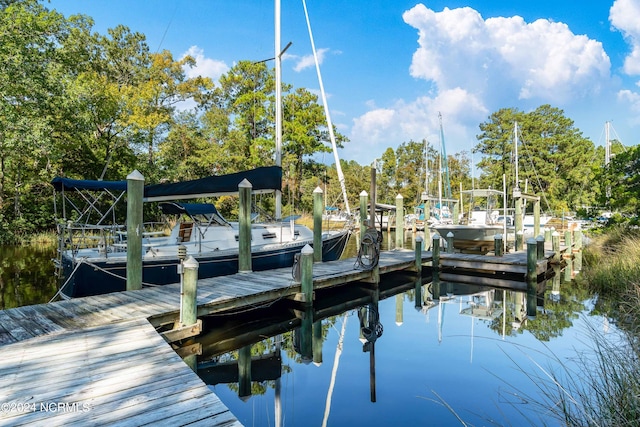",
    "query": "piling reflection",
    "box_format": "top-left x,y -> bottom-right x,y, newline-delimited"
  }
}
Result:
193,261 -> 584,416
